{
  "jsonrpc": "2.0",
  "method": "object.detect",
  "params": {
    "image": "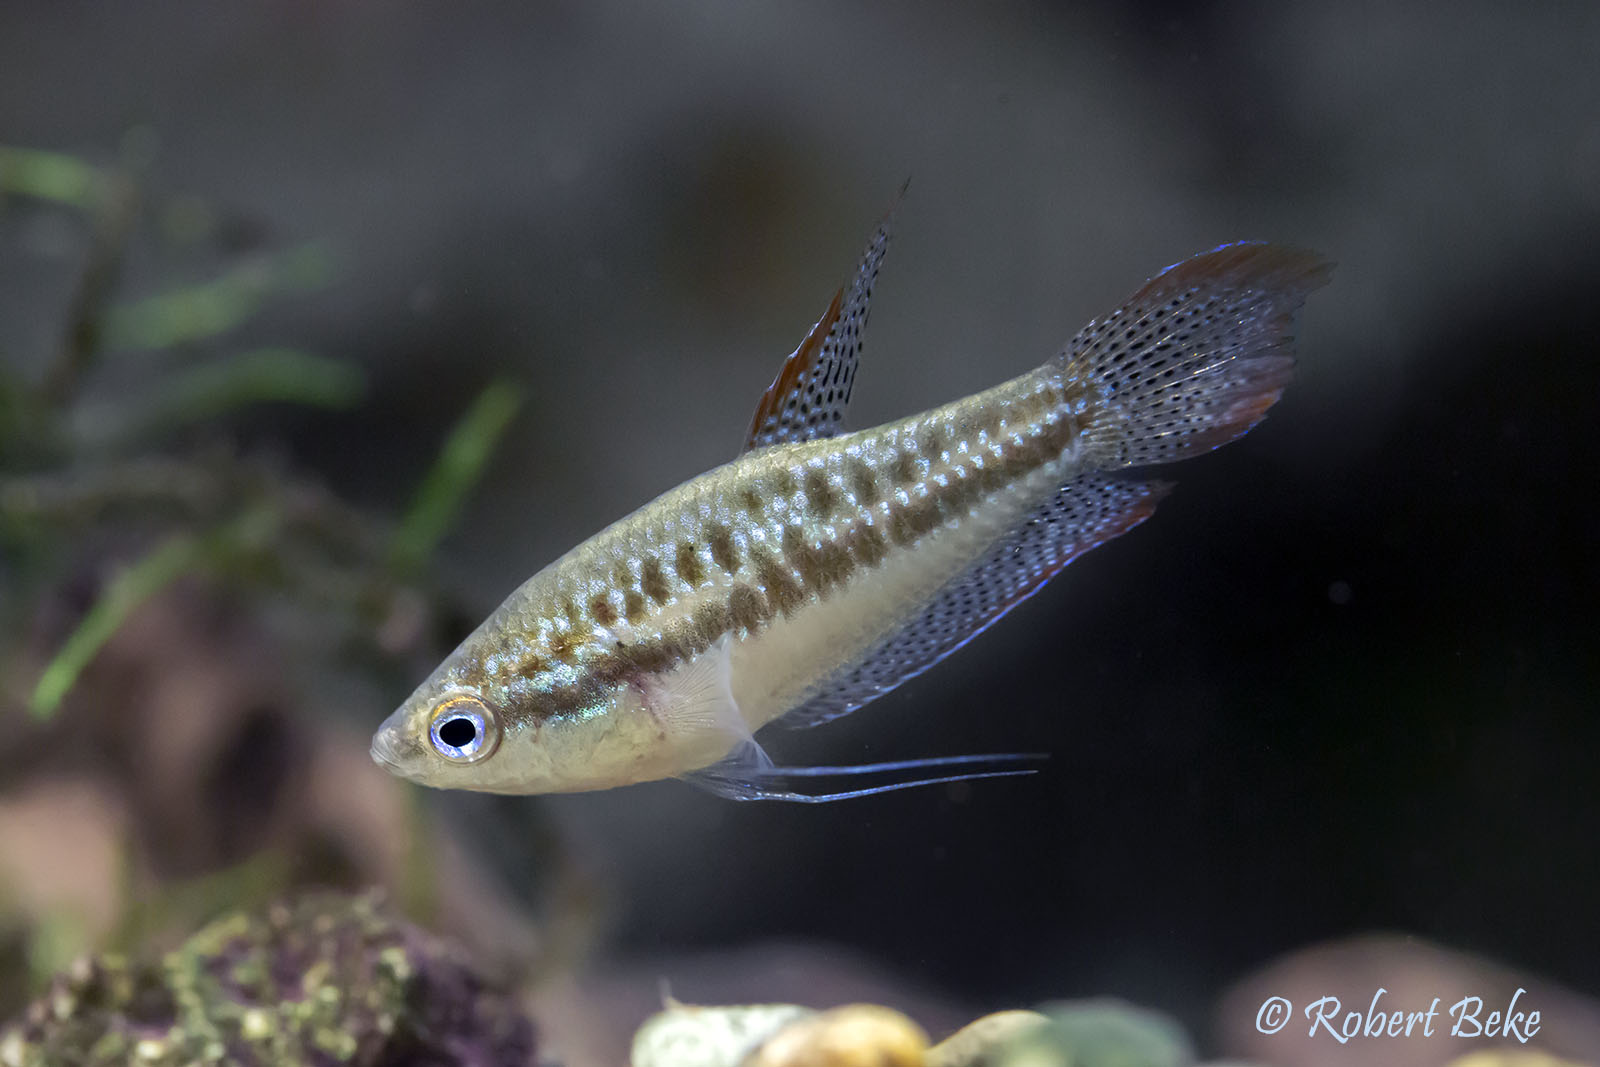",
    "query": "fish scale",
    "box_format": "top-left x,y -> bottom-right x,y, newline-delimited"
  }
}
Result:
371,208 -> 1331,801
461,369 -> 1078,722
